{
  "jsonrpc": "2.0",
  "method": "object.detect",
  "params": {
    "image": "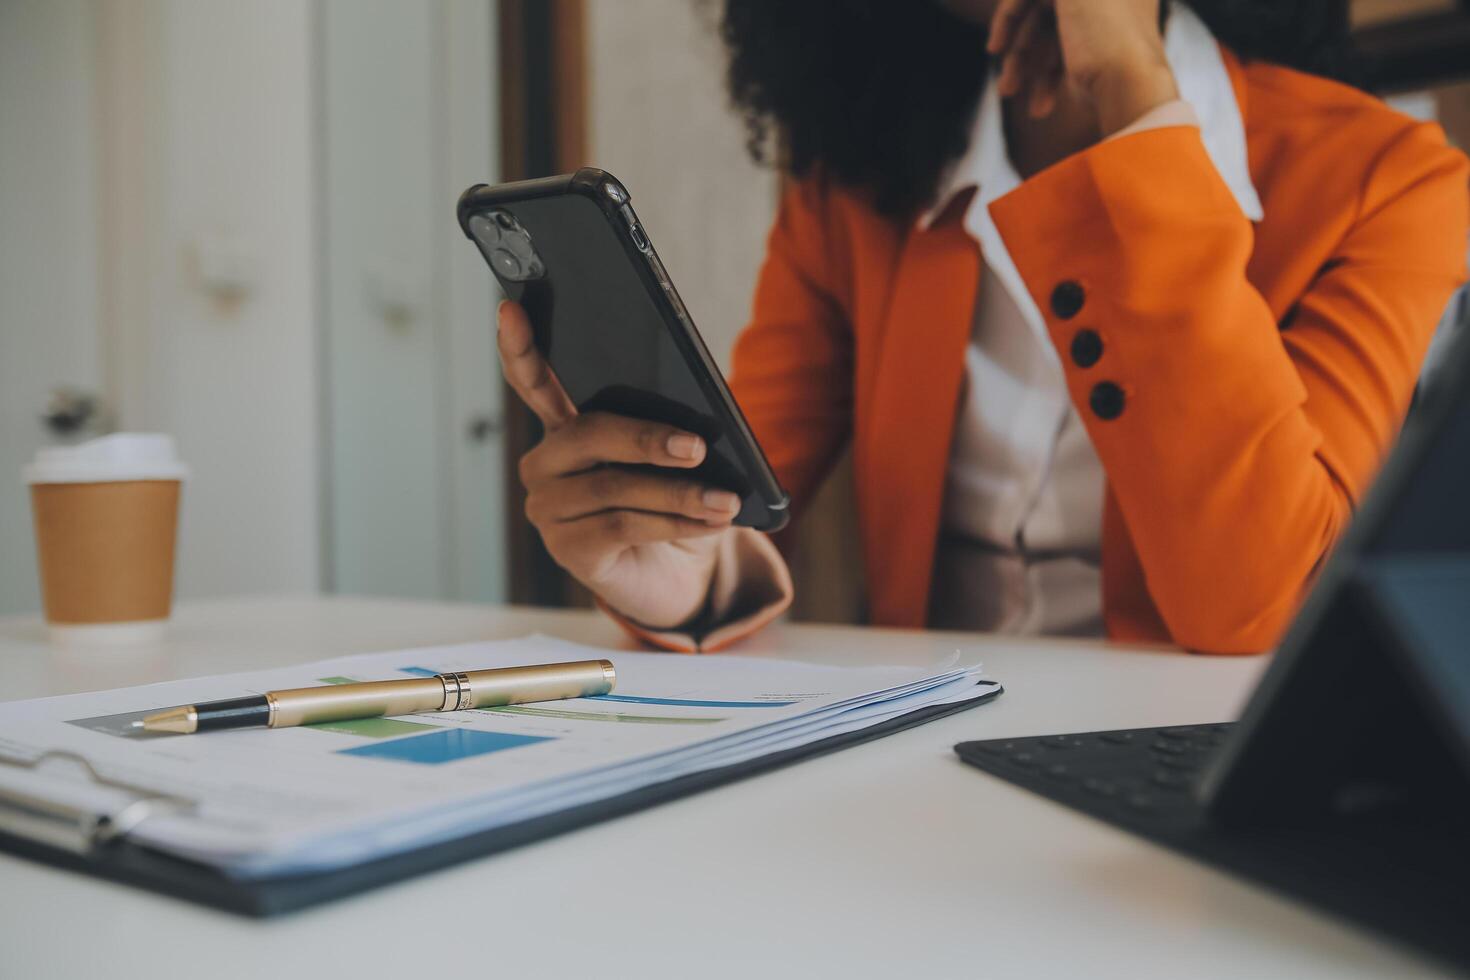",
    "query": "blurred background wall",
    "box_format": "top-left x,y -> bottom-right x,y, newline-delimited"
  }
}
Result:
1,0 -> 104,614
1,0 -> 1467,620
584,0 -> 776,374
